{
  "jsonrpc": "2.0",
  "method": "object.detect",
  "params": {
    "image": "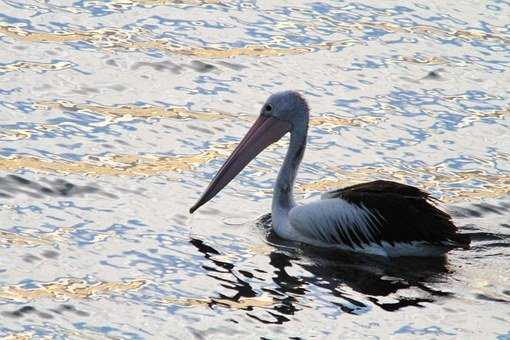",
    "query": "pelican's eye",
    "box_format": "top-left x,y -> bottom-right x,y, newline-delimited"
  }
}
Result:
265,104 -> 273,112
